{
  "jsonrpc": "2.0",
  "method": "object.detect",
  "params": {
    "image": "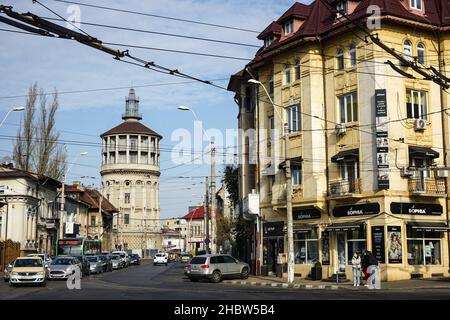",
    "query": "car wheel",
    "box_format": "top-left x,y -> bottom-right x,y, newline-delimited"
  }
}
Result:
9,282 -> 15,287
3,278 -> 8,282
240,267 -> 249,279
210,271 -> 222,283
189,278 -> 199,282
